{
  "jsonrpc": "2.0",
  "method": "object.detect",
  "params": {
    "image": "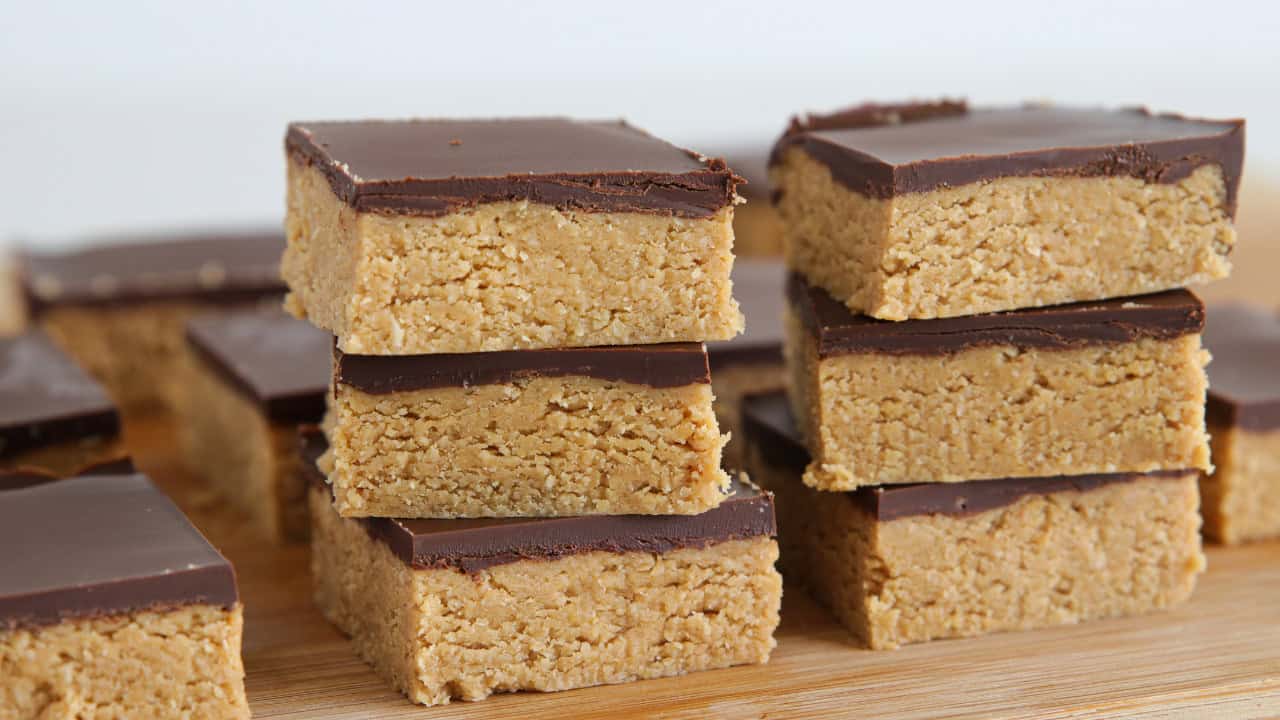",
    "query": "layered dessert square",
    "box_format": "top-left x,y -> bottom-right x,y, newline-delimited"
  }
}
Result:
20,231 -> 286,411
303,429 -> 780,707
786,274 -> 1211,489
743,391 -> 1205,649
771,101 -> 1244,320
0,473 -> 248,718
180,310 -> 331,541
284,118 -> 744,354
327,341 -> 728,517
1,331 -> 123,476
1200,305 -> 1280,544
